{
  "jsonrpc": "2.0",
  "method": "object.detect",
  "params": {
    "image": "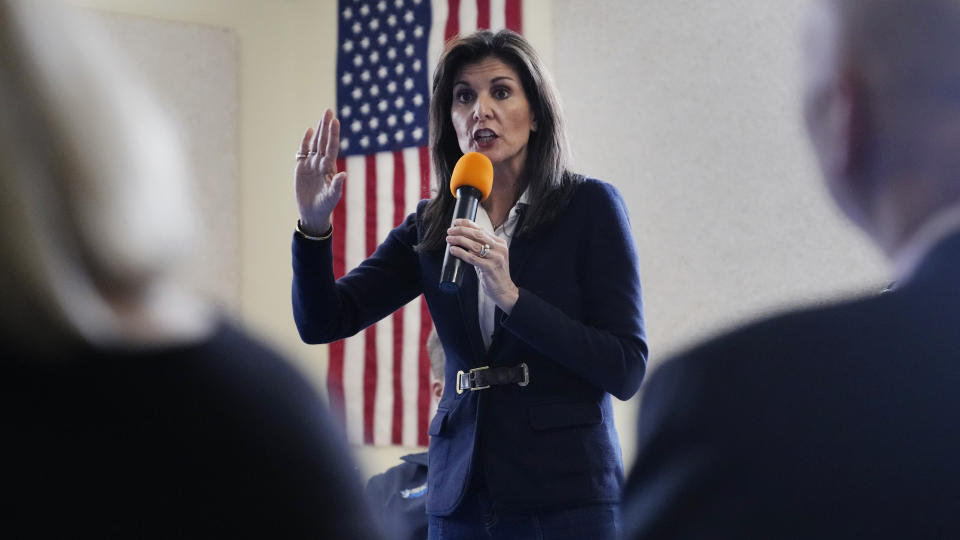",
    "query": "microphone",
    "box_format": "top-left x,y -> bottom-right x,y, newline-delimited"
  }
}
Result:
439,152 -> 493,293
